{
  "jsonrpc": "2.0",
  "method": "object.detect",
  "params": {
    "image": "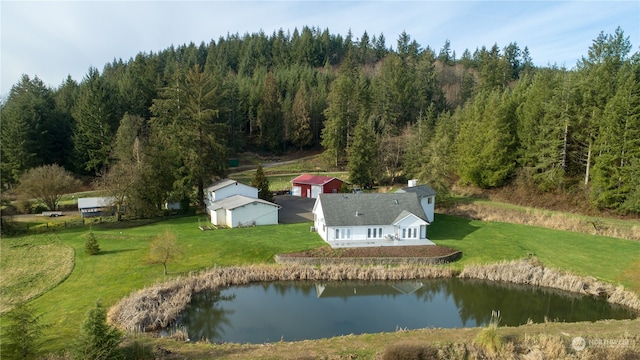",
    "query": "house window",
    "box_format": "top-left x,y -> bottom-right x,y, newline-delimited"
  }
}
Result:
335,228 -> 351,240
367,227 -> 383,239
402,228 -> 418,239
428,196 -> 433,204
